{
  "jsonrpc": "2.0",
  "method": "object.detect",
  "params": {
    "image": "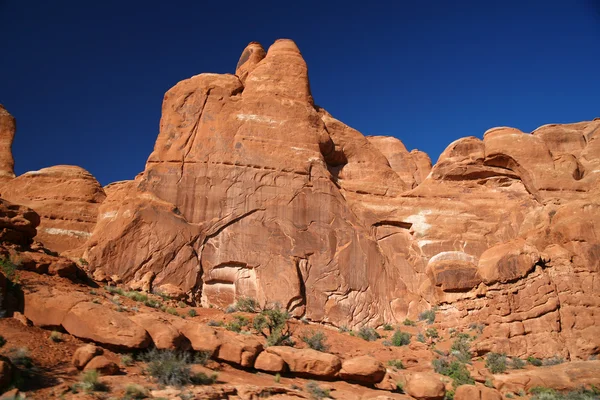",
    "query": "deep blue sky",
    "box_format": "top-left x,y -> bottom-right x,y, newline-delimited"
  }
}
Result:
1,1 -> 599,186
